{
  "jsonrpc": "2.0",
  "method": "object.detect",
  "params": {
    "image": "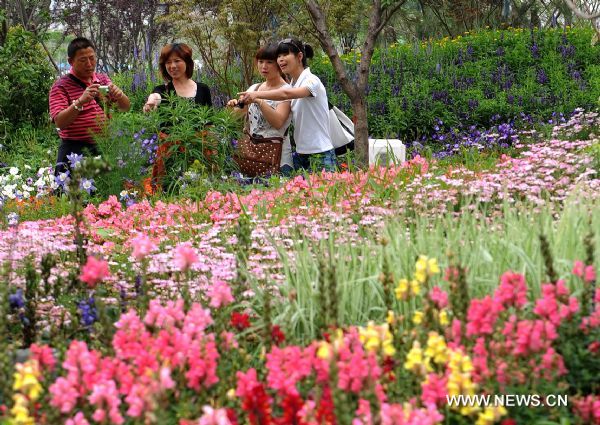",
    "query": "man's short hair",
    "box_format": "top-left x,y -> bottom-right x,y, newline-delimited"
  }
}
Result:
68,37 -> 96,59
